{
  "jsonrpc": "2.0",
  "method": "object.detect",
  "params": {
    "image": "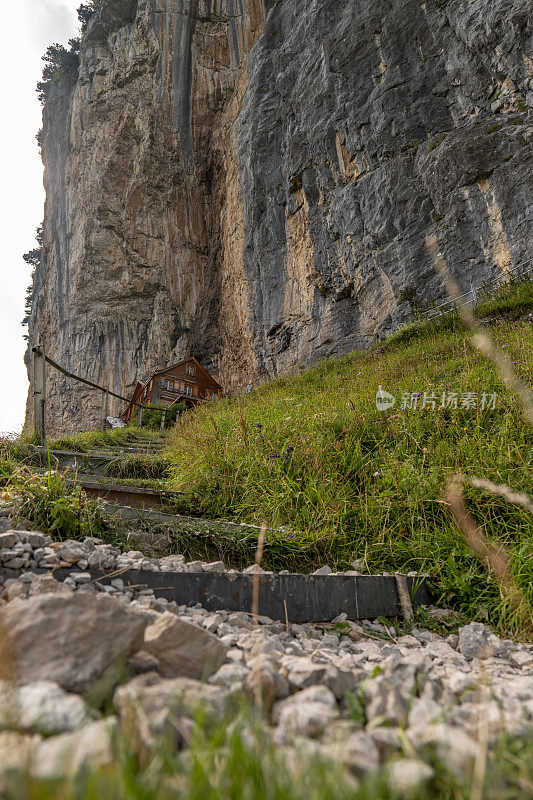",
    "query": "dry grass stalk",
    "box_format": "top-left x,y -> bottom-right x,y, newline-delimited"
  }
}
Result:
251,525 -> 266,708
426,233 -> 533,425
466,476 -> 533,515
446,475 -> 532,637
